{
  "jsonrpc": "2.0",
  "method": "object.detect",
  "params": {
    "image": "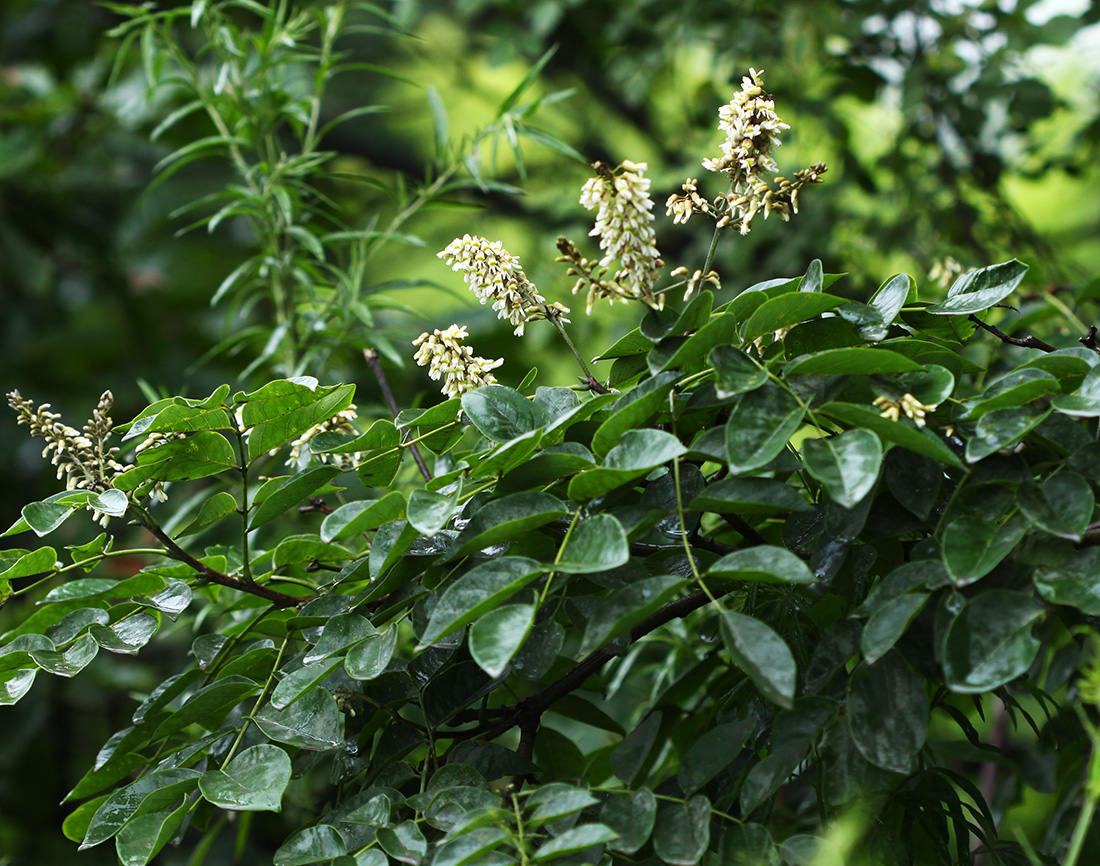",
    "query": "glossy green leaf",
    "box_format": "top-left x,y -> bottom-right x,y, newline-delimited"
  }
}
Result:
179,491 -> 239,537
569,430 -> 688,501
274,825 -> 348,865
272,534 -> 350,569
469,603 -> 535,677
942,515 -> 1027,585
594,327 -> 651,360
653,795 -> 711,866
847,651 -> 928,773
861,594 -> 928,664
580,575 -> 686,655
351,419 -> 404,486
344,625 -> 398,680
151,676 -> 258,740
21,498 -> 78,536
868,273 -> 916,338
407,487 -> 460,536
943,590 -> 1044,693
432,828 -> 509,866
0,668 -> 36,705
707,546 -> 814,585
115,431 -> 237,491
448,493 -> 567,558
720,611 -> 796,708
555,513 -> 629,573
527,784 -> 599,825
0,546 -> 57,580
925,259 -> 1028,314
122,386 -> 232,440
419,557 -> 543,647
255,687 -> 343,750
740,293 -> 846,342
271,657 -> 344,710
377,820 -> 427,864
533,823 -> 619,861
199,744 -> 291,811
690,477 -> 812,515
725,385 -> 805,474
1051,366 -> 1100,417
305,614 -> 376,664
803,429 -> 883,509
678,720 -> 752,796
81,768 -> 199,849
963,368 -> 1059,419
818,402 -> 962,467
461,385 -> 549,443
1034,549 -> 1100,614
250,465 -> 344,529
29,632 -> 99,677
592,371 -> 680,457
1018,470 -> 1094,540
647,314 -> 738,375
785,347 -> 923,376
241,379 -> 355,462
708,345 -> 769,397
114,802 -> 186,866
89,613 -> 159,655
321,492 -> 406,542
601,789 -> 657,854
611,713 -> 661,786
